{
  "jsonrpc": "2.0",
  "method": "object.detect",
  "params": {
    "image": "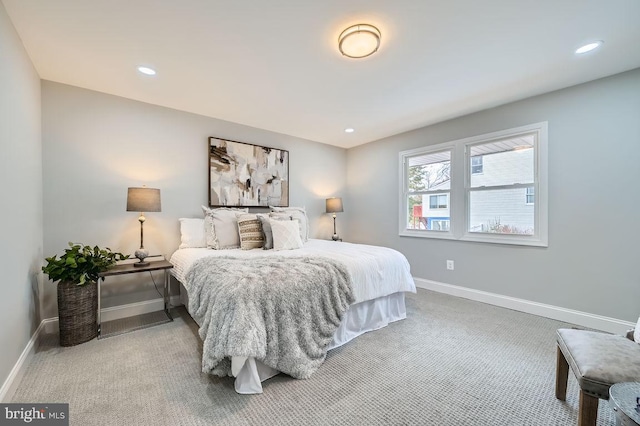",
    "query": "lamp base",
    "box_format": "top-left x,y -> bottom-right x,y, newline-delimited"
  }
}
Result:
134,248 -> 149,267
332,234 -> 342,241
